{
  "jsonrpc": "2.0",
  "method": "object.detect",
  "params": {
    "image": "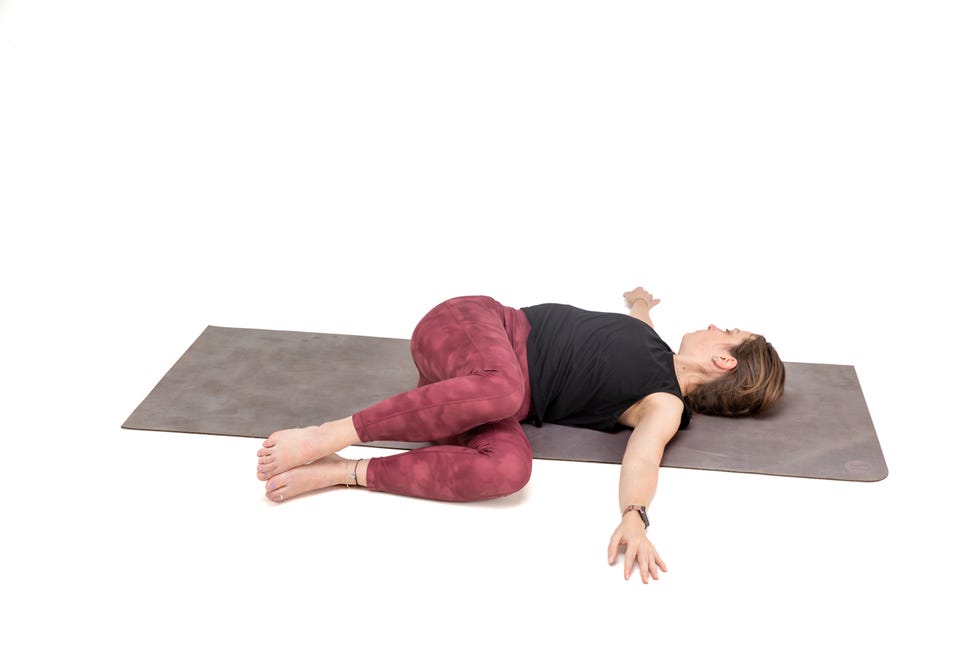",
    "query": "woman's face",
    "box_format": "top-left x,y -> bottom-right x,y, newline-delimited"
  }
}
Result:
679,324 -> 755,359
